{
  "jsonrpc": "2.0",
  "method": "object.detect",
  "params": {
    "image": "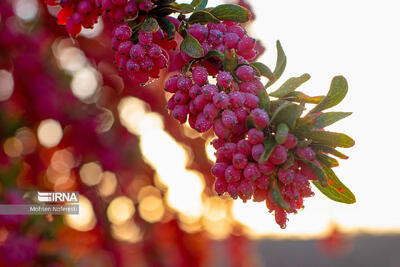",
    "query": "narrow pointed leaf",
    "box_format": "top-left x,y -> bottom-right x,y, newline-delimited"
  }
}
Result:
180,33 -> 204,58
270,101 -> 303,129
250,62 -> 274,81
309,131 -> 355,148
157,17 -> 176,40
258,89 -> 270,113
312,165 -> 356,204
269,73 -> 311,98
270,177 -> 290,211
266,40 -> 286,88
310,144 -> 349,159
210,4 -> 251,23
283,91 -> 324,104
300,159 -> 328,186
275,123 -> 289,144
310,76 -> 348,113
188,10 -> 220,24
316,152 -> 339,168
259,137 -> 277,164
314,112 -> 352,129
